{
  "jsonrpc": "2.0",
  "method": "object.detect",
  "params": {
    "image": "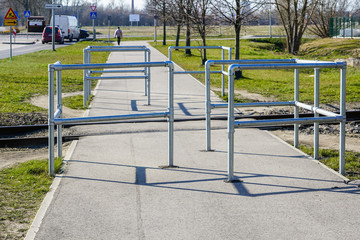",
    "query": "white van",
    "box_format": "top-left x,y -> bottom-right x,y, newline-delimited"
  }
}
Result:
51,15 -> 80,41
